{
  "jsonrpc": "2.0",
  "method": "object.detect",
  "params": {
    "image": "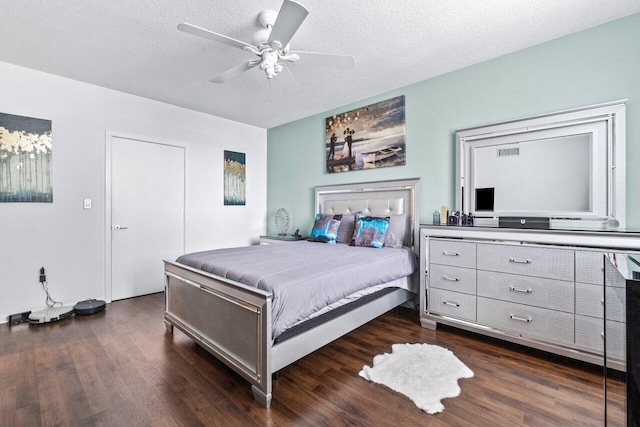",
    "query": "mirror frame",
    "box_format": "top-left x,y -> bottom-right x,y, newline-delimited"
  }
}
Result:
455,101 -> 626,230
